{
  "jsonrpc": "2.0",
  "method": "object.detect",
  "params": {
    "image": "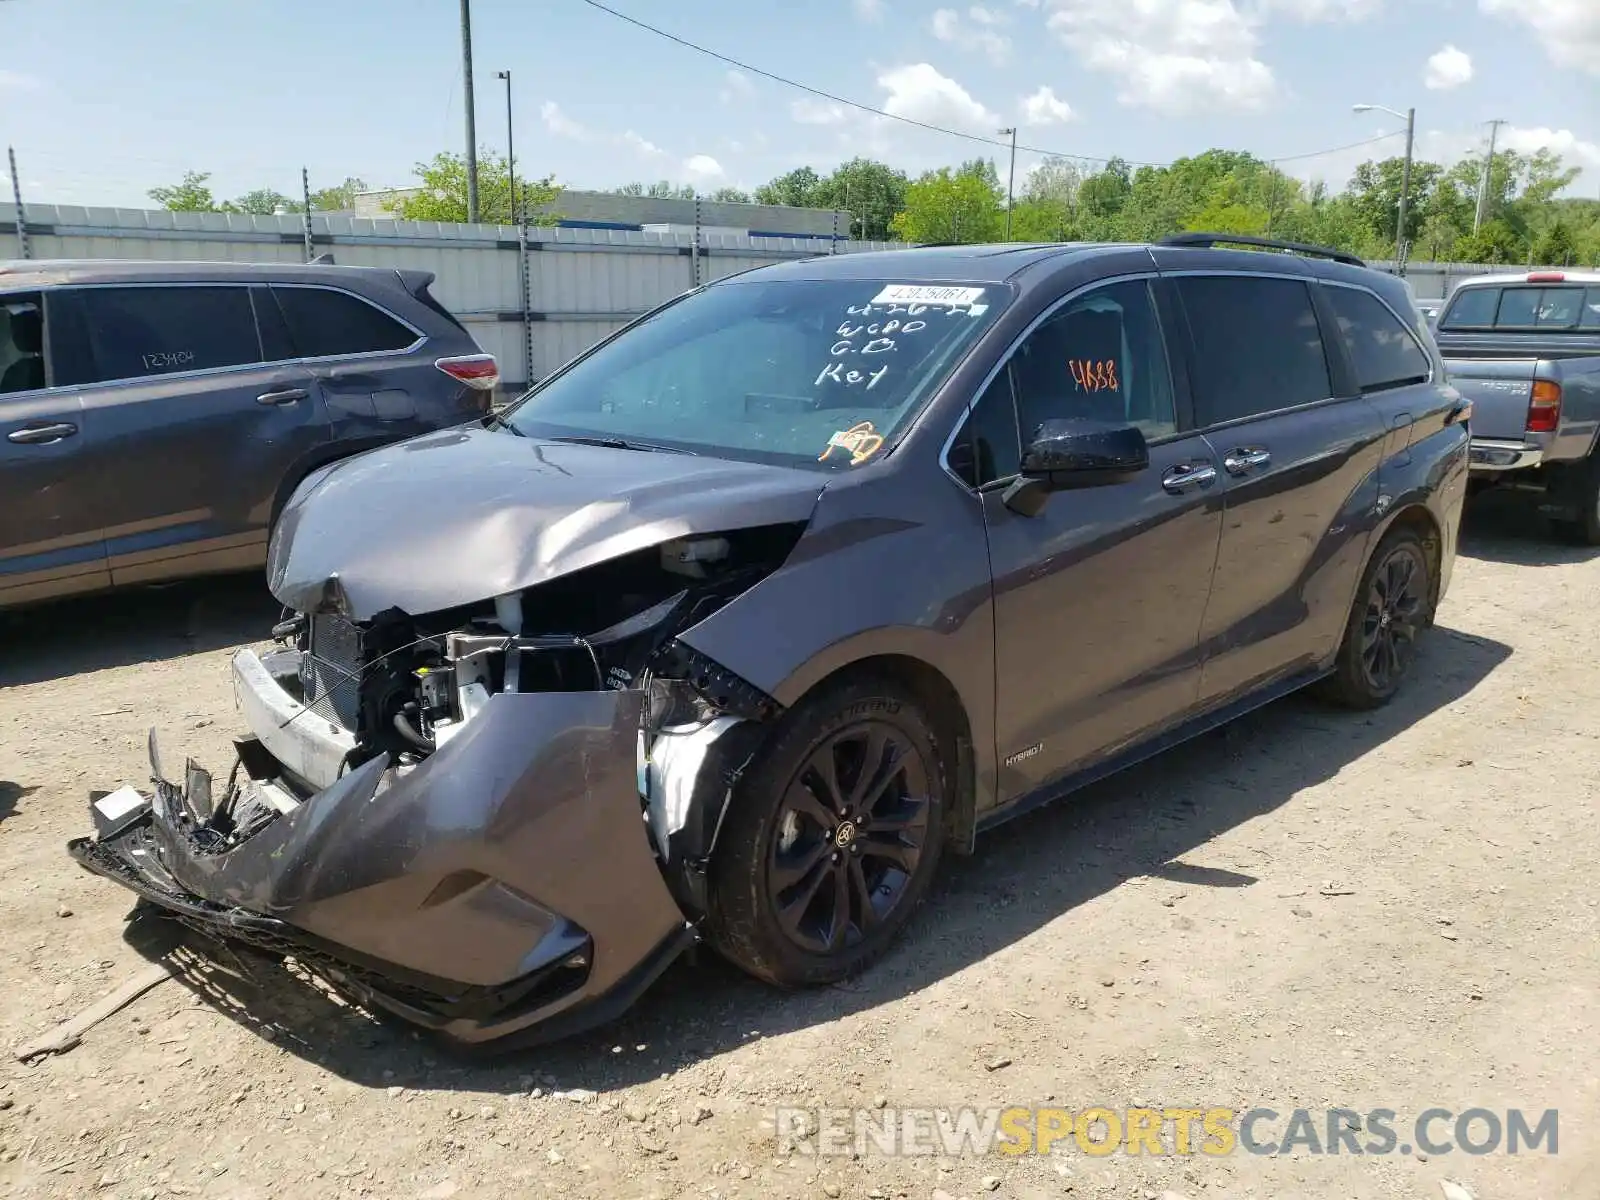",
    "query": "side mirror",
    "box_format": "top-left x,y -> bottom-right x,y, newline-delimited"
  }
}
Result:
1002,418 -> 1149,517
